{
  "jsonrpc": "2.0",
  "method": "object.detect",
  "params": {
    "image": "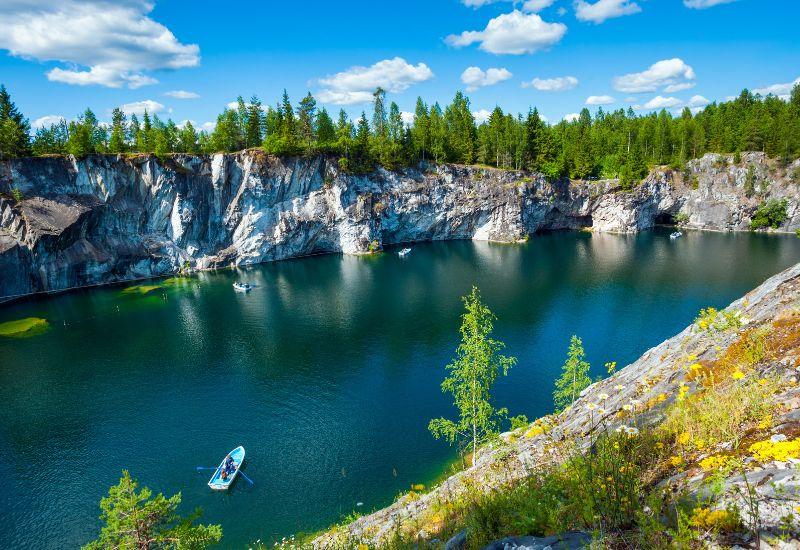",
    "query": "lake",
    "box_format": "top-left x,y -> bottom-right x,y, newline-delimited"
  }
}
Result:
1,229 -> 798,548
